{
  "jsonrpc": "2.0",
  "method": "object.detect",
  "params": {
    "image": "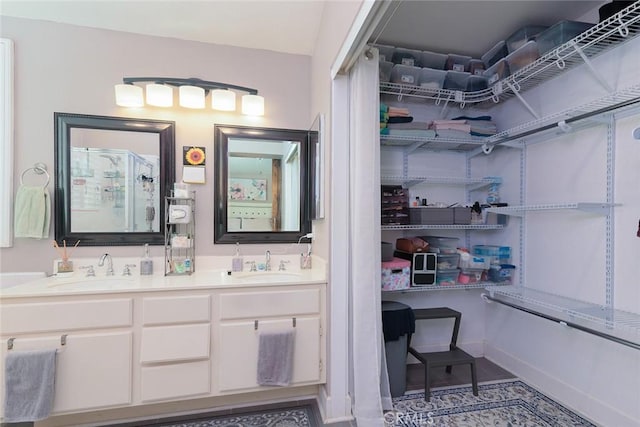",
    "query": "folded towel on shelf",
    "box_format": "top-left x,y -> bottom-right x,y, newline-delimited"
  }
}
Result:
435,129 -> 477,139
387,116 -> 413,124
387,121 -> 429,130
4,349 -> 57,422
14,185 -> 51,239
388,106 -> 410,117
430,123 -> 472,133
380,103 -> 388,113
257,330 -> 295,386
